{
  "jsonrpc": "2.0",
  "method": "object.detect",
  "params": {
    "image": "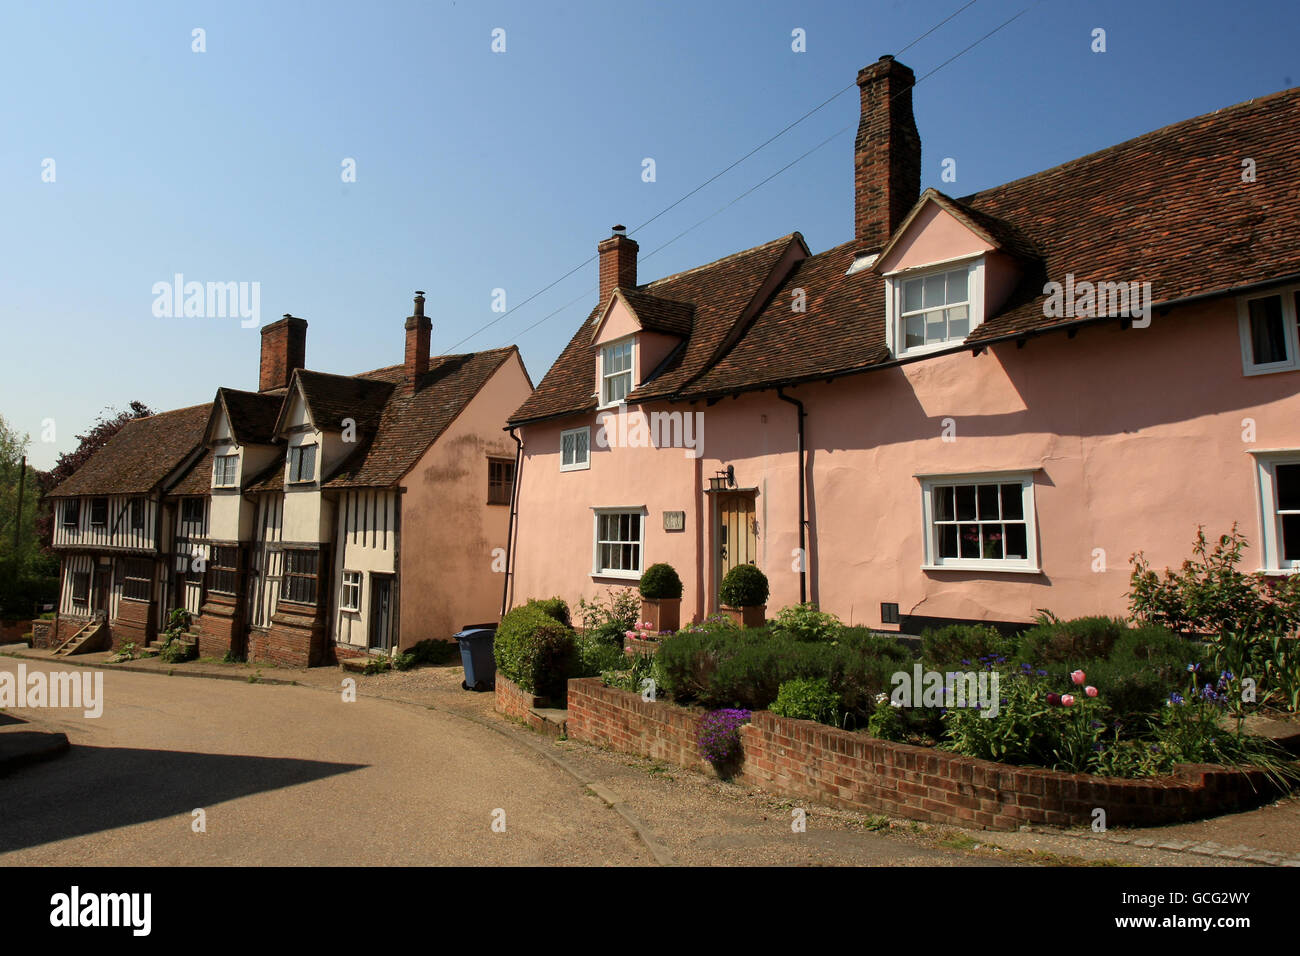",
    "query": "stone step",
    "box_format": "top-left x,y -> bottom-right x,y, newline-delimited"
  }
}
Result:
528,707 -> 568,739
